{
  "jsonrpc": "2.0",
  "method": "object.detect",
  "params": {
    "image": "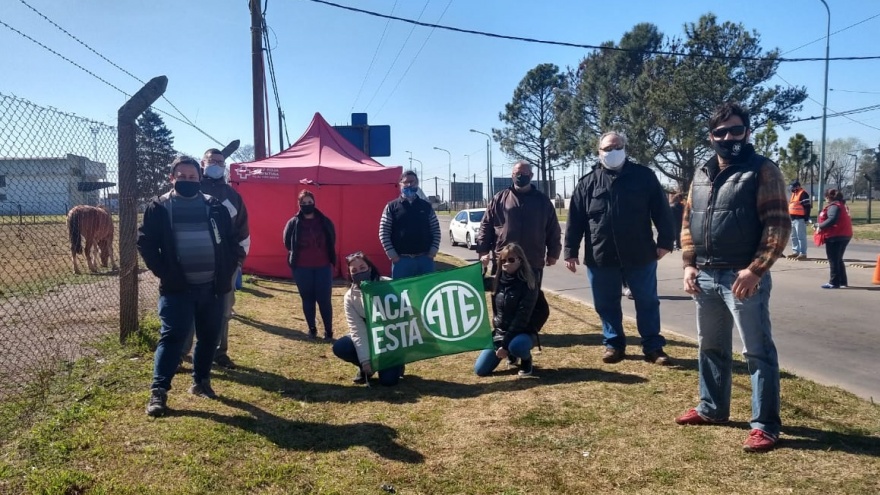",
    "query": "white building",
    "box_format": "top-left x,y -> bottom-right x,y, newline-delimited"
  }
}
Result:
0,154 -> 107,215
